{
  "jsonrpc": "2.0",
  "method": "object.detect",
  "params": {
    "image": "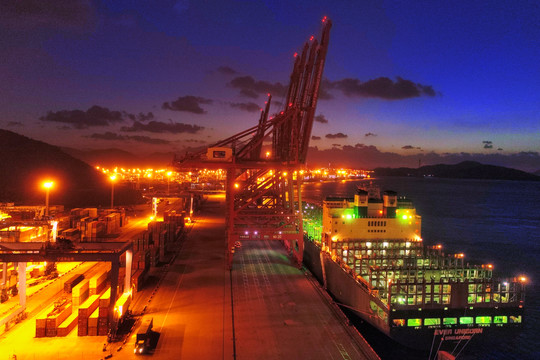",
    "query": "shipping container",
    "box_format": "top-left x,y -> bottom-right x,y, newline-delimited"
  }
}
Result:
78,317 -> 88,336
64,274 -> 84,293
89,271 -> 108,295
72,280 -> 89,306
78,294 -> 100,319
88,308 -> 99,328
99,288 -> 111,308
57,312 -> 78,337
